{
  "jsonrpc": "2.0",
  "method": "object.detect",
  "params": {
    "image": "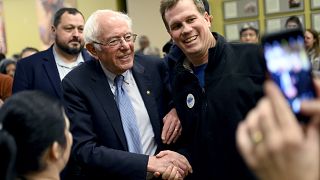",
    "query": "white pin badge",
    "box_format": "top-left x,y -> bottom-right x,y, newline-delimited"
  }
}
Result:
186,94 -> 195,109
